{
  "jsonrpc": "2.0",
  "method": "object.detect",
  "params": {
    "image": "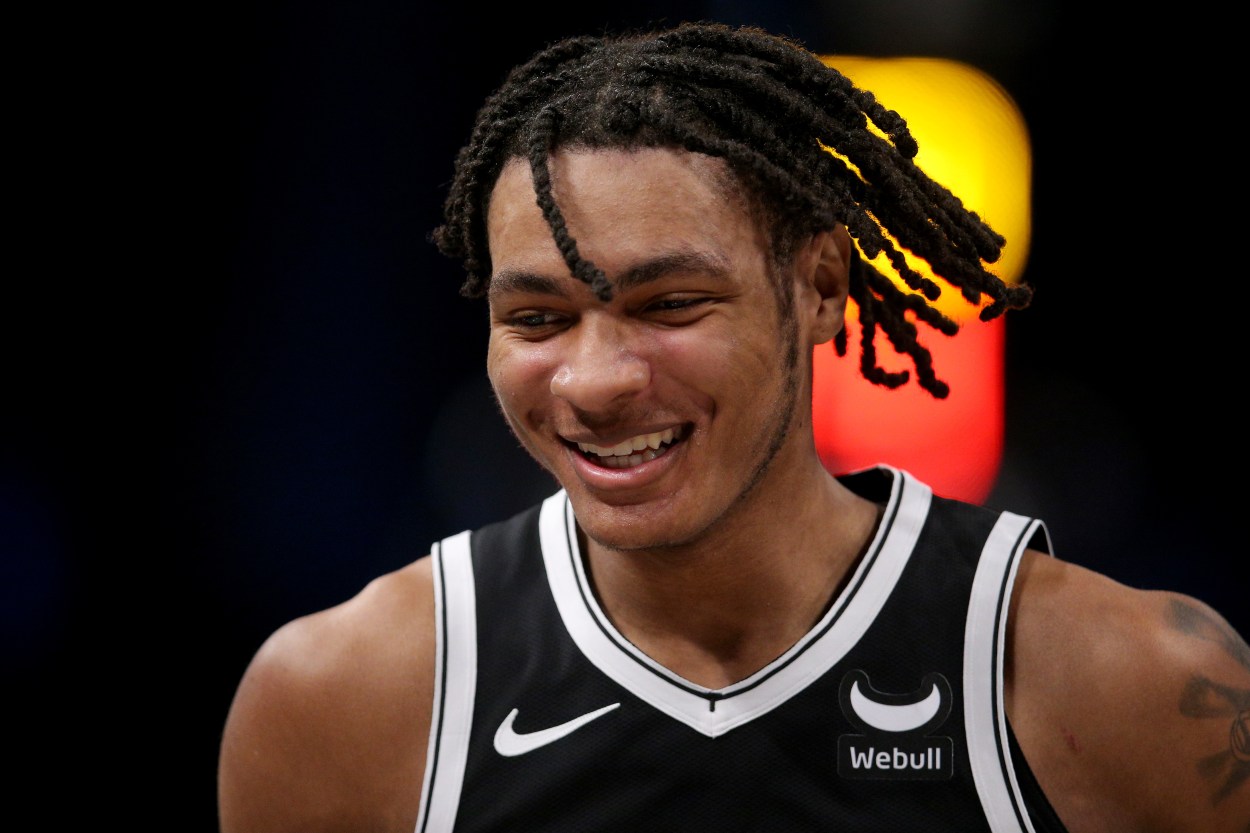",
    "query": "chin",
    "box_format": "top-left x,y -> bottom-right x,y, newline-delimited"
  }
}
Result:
573,500 -> 703,553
